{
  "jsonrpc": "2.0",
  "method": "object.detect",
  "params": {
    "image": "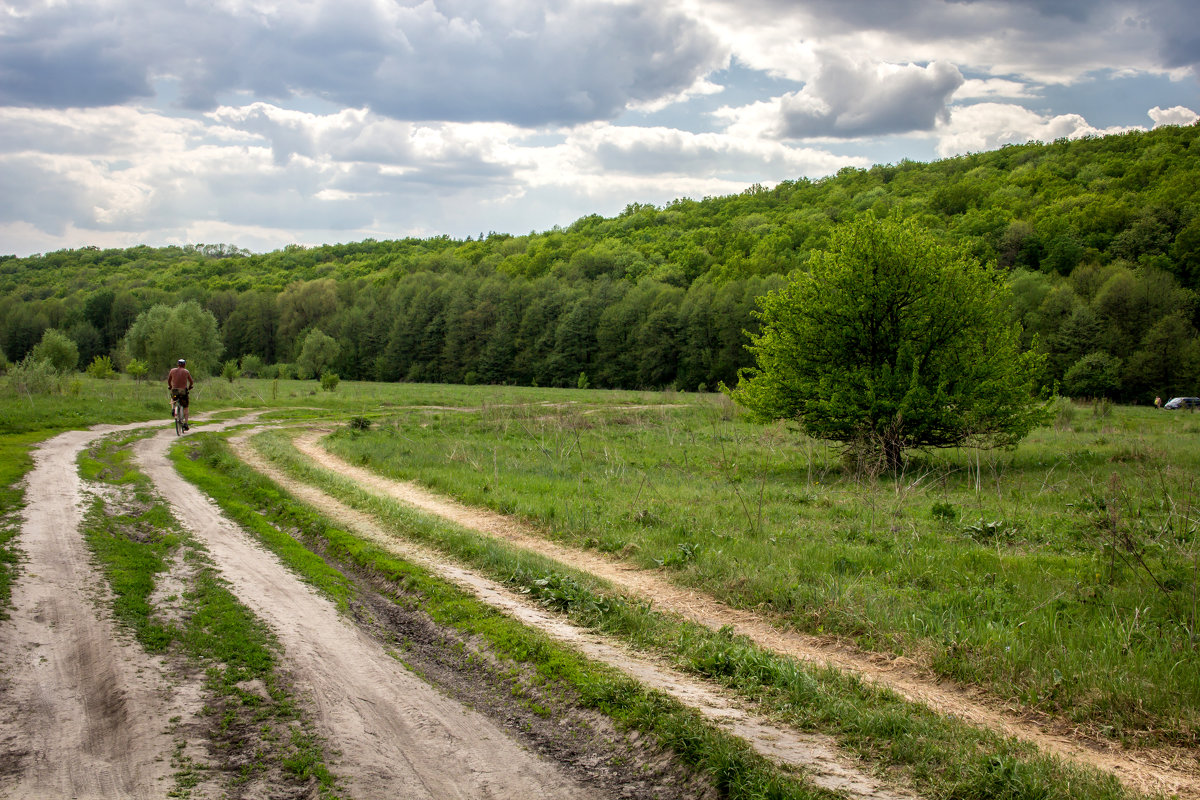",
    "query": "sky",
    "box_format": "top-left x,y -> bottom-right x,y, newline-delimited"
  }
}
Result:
1,0 -> 1198,258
